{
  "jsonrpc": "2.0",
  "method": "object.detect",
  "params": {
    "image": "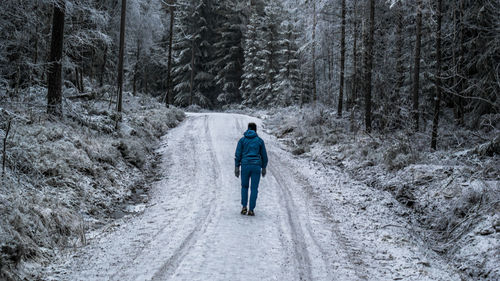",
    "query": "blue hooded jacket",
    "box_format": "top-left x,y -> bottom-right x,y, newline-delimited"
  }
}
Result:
235,130 -> 268,168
